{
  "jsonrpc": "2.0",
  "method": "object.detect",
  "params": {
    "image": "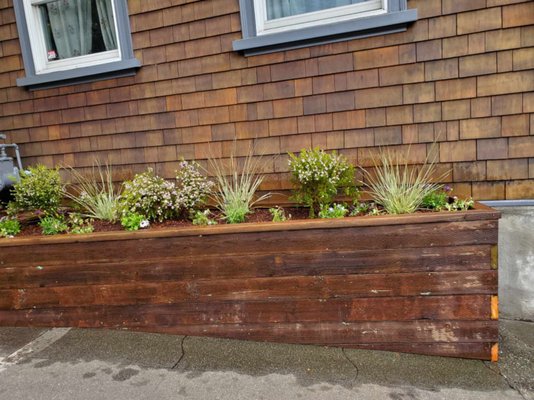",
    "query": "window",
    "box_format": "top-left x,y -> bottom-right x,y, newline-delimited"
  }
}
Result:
14,0 -> 140,89
233,0 -> 417,55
